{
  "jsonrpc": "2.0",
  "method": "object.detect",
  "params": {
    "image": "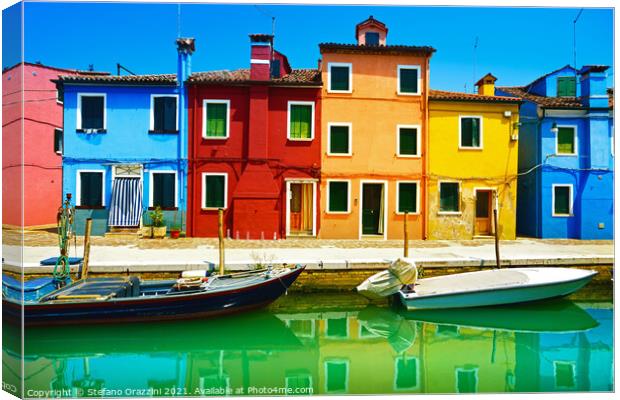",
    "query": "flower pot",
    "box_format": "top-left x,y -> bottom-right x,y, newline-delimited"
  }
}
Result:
140,226 -> 153,238
170,229 -> 181,239
152,226 -> 167,239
